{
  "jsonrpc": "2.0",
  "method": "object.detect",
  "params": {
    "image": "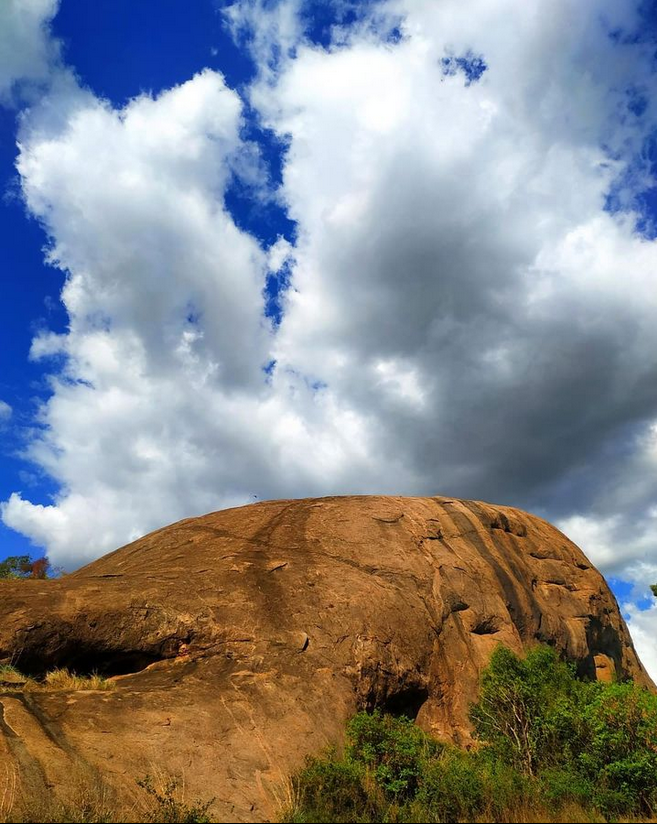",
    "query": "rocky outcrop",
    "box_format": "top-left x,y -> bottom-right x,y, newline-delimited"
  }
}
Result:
0,496 -> 652,821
